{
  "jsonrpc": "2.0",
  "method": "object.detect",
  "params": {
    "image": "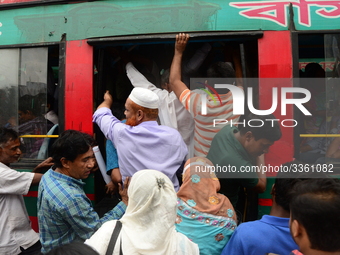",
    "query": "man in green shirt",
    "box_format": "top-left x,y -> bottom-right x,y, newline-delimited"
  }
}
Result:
207,113 -> 282,208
